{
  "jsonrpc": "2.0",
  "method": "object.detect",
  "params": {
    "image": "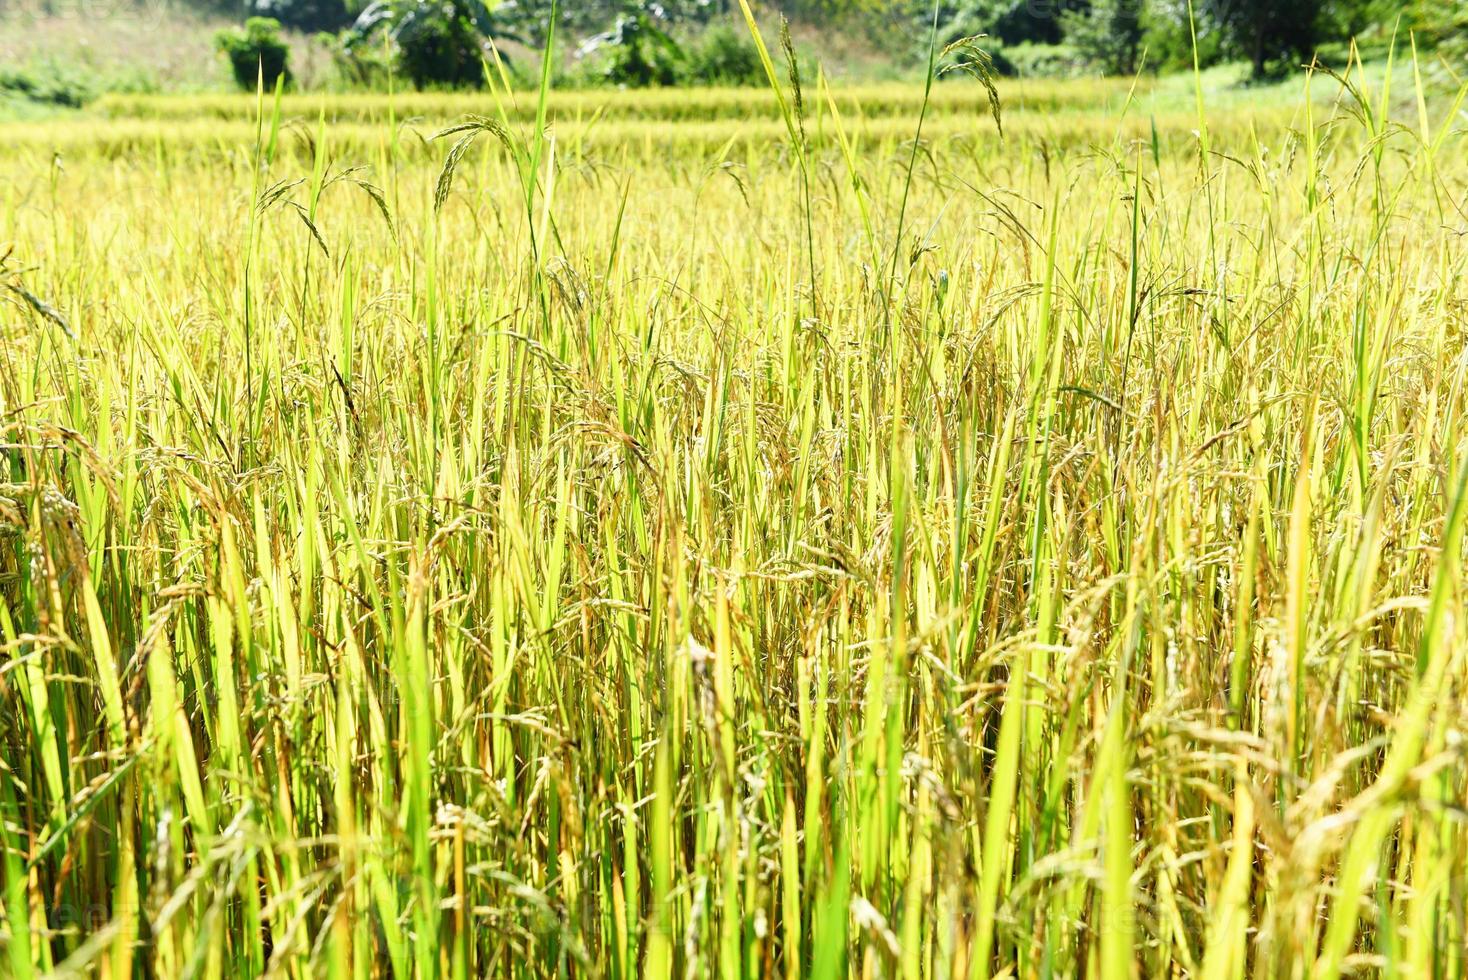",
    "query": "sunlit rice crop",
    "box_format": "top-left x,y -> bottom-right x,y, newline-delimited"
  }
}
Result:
1,37 -> 1467,980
